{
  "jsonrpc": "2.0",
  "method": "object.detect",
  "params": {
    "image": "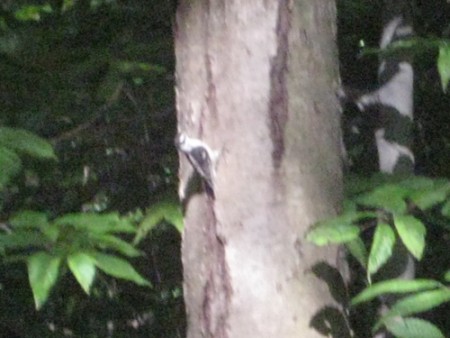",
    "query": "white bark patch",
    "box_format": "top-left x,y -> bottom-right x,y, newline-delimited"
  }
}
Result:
357,62 -> 413,118
379,15 -> 413,49
395,25 -> 413,39
375,129 -> 414,174
380,16 -> 403,48
378,62 -> 414,118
